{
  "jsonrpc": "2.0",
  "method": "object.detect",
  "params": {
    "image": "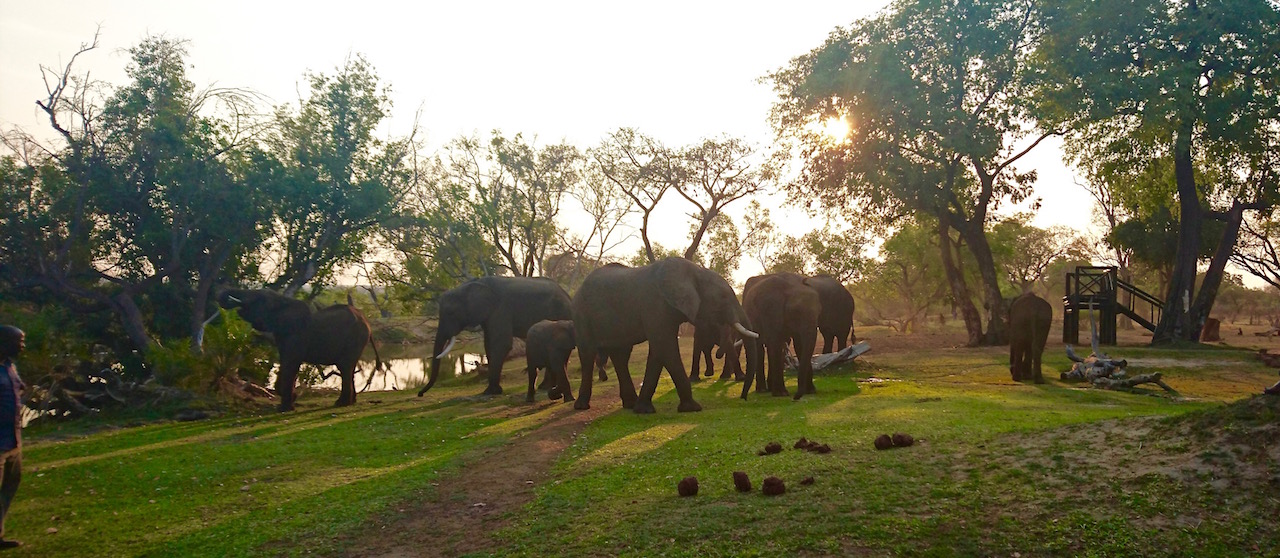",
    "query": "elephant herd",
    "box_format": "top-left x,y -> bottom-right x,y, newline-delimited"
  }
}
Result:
218,256 -> 1053,414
